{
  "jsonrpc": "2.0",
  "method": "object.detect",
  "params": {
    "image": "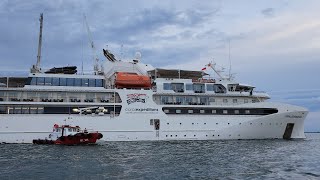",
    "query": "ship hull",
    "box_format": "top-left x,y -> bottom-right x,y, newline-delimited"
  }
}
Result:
0,104 -> 307,143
